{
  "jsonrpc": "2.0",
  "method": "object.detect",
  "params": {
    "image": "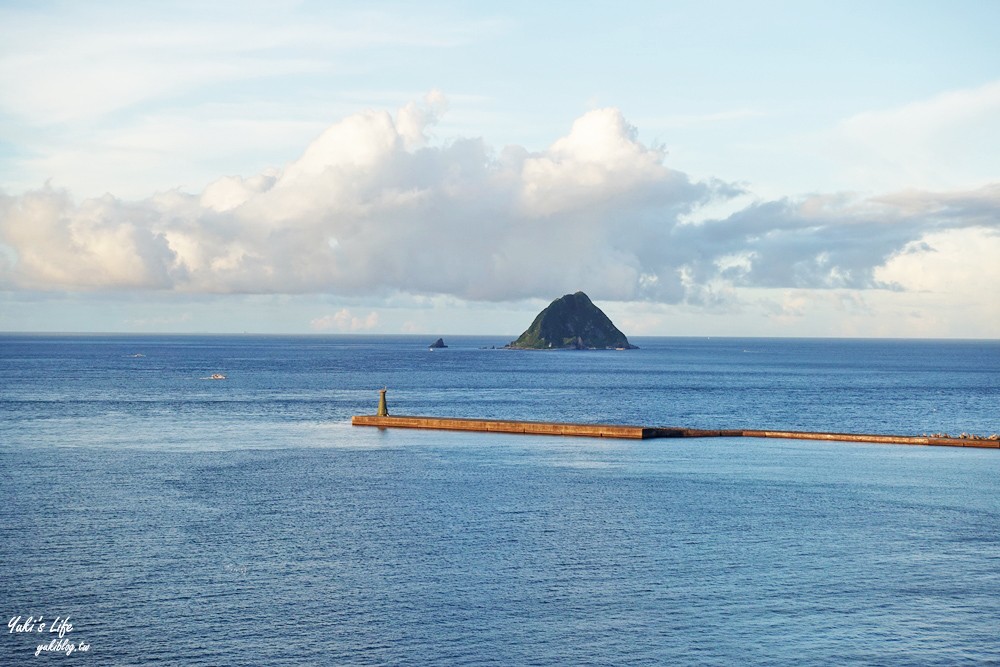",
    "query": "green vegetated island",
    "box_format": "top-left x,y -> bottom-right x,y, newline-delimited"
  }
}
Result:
506,291 -> 638,350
